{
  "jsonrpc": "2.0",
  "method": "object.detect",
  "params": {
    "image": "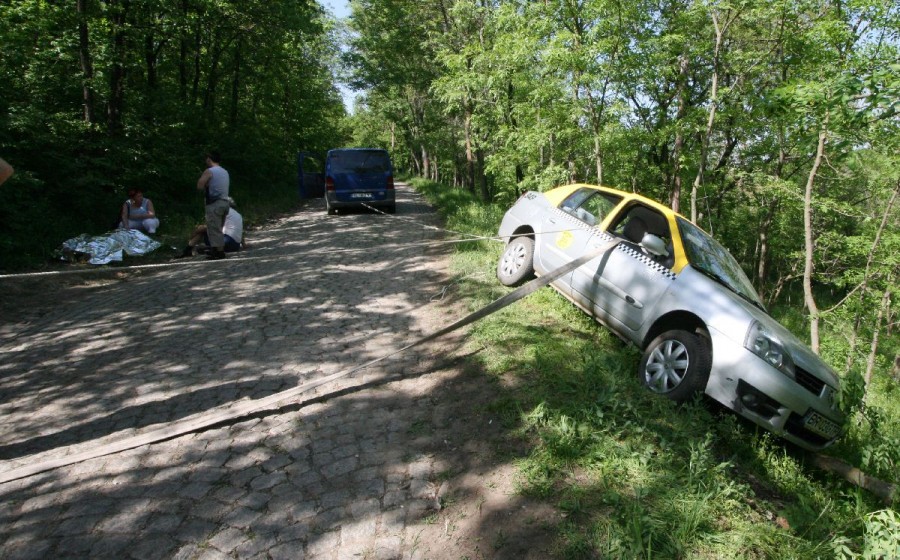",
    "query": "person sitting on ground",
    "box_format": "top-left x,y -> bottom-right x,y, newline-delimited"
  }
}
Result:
119,188 -> 160,234
177,201 -> 243,258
